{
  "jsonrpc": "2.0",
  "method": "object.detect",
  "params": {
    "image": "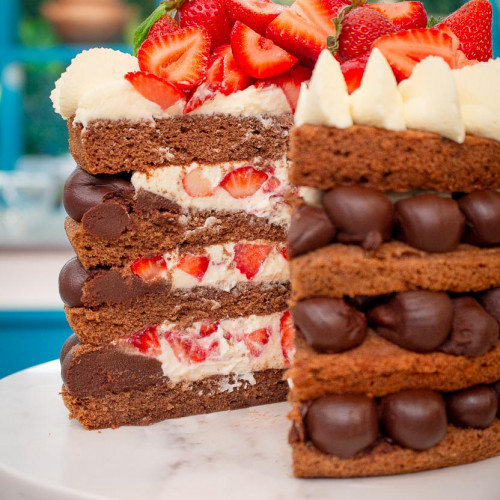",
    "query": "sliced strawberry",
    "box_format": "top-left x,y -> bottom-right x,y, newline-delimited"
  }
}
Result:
280,311 -> 295,364
292,0 -> 349,38
453,49 -> 479,68
131,255 -> 167,281
165,330 -> 218,364
184,45 -> 253,113
255,64 -> 311,112
148,14 -> 180,39
177,0 -> 231,49
372,27 -> 457,81
230,21 -> 297,79
261,175 -> 281,193
281,246 -> 288,261
243,327 -> 270,357
220,166 -> 268,199
233,242 -> 271,280
177,254 -> 210,282
225,0 -> 285,36
364,2 -> 427,30
127,325 -> 161,356
337,8 -> 398,63
340,52 -> 369,94
438,0 -> 492,62
182,167 -> 215,197
125,71 -> 184,109
138,26 -> 211,90
199,322 -> 219,338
